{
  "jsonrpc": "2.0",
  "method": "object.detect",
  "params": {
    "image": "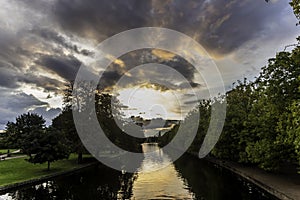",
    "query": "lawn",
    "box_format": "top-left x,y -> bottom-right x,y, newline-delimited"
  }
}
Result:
0,149 -> 17,154
0,154 -> 94,187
